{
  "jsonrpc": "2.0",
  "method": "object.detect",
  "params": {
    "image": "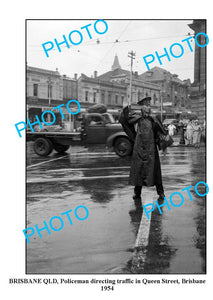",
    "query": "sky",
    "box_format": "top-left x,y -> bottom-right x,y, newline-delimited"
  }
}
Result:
27,19 -> 195,81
